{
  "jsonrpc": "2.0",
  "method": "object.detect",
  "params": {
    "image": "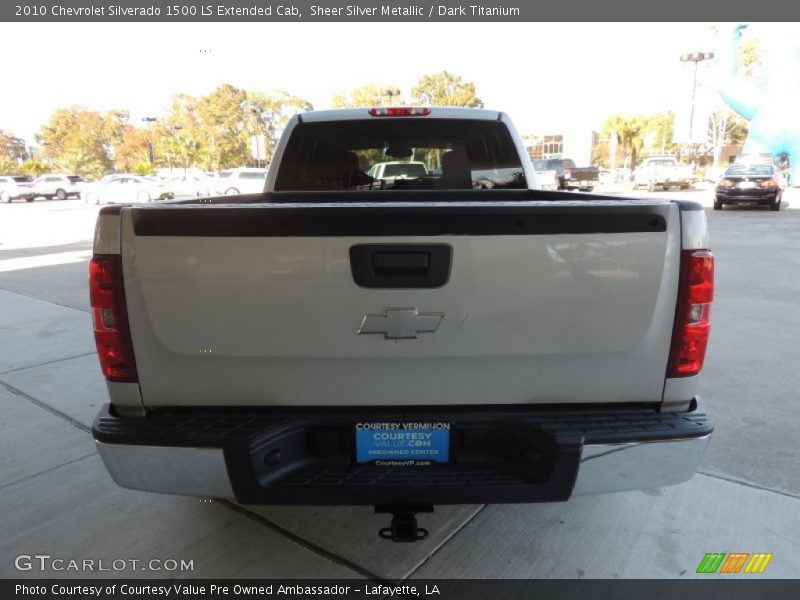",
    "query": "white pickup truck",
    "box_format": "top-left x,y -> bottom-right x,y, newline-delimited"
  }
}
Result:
90,107 -> 714,542
633,156 -> 694,192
